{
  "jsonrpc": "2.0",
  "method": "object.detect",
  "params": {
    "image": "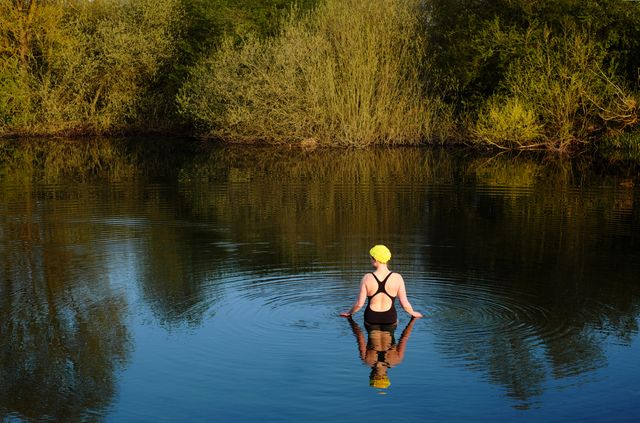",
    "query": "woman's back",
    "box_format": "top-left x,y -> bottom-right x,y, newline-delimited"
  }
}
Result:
365,271 -> 401,312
